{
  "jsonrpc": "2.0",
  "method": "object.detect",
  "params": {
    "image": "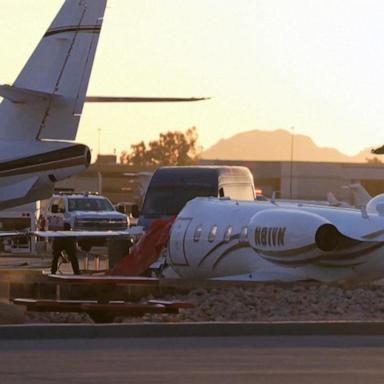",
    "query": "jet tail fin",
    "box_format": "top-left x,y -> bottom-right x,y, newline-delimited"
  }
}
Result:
326,192 -> 340,206
347,183 -> 372,208
0,0 -> 107,141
